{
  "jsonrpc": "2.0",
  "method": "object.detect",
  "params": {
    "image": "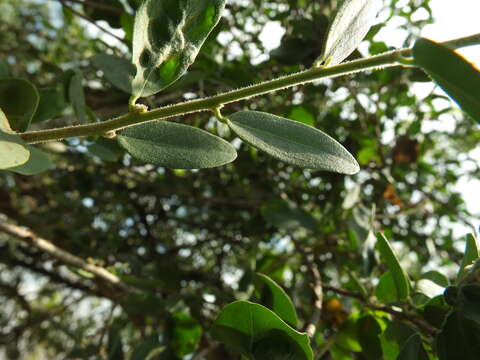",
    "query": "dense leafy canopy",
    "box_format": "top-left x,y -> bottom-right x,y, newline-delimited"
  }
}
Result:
0,0 -> 479,359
